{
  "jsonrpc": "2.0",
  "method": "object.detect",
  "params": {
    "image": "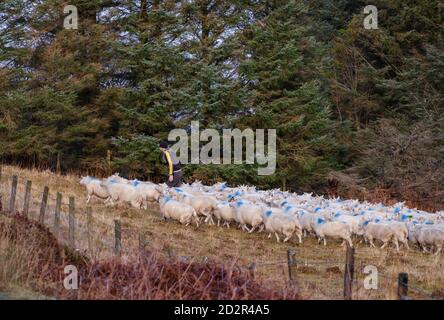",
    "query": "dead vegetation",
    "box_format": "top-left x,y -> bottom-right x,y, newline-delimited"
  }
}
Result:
0,212 -> 300,300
